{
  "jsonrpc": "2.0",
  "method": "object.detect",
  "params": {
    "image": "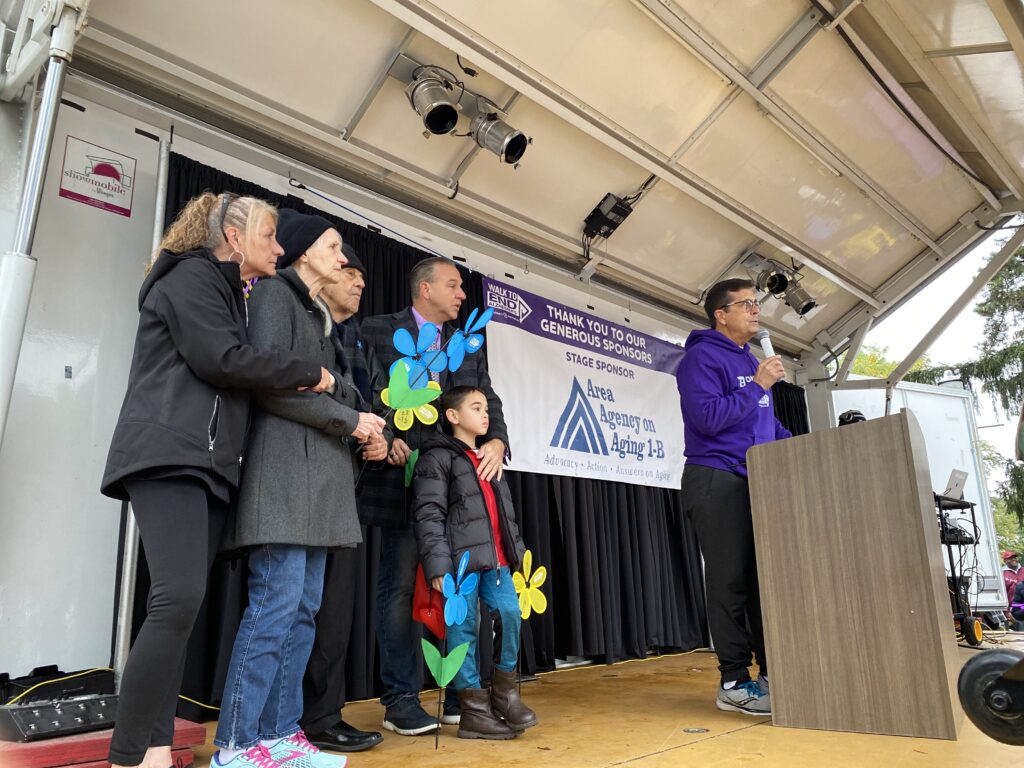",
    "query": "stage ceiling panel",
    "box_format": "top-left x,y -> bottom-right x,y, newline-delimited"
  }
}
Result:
72,0 -> 1024,355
